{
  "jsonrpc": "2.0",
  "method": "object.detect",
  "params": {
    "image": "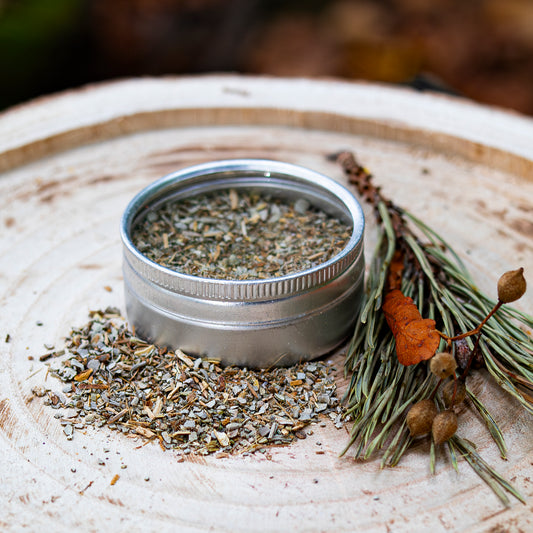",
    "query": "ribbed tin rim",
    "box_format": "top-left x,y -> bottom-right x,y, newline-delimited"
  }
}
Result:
121,159 -> 365,301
